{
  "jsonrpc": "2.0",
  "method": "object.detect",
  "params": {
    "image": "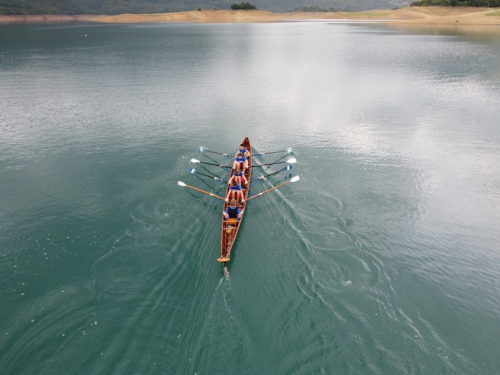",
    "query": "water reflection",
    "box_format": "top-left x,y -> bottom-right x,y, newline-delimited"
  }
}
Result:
387,23 -> 500,39
1,22 -> 500,374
